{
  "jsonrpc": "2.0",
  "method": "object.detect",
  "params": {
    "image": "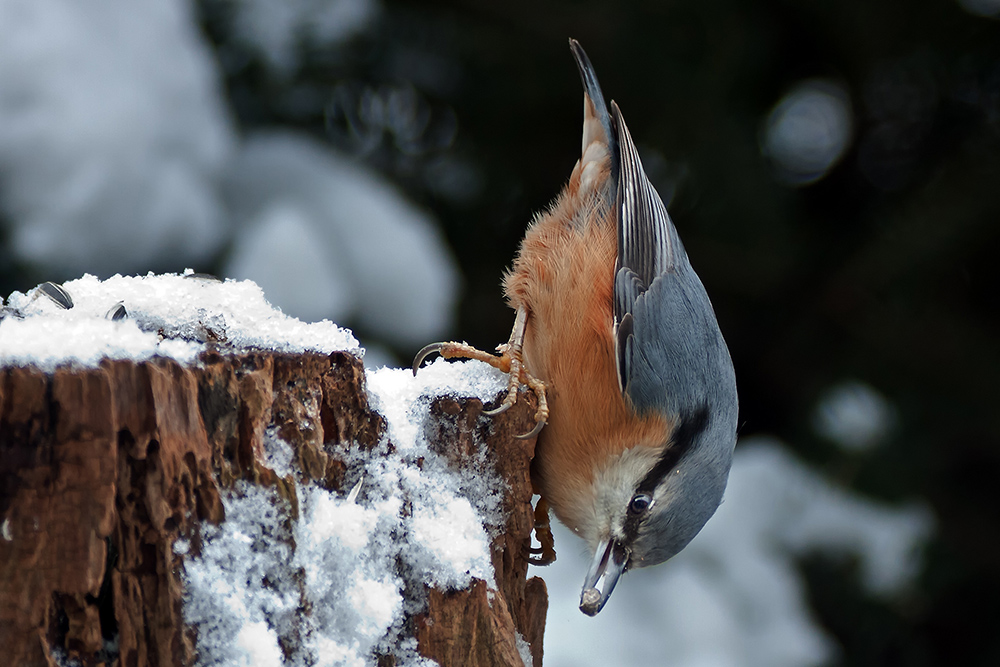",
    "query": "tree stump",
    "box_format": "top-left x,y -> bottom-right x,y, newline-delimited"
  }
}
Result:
0,350 -> 547,667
